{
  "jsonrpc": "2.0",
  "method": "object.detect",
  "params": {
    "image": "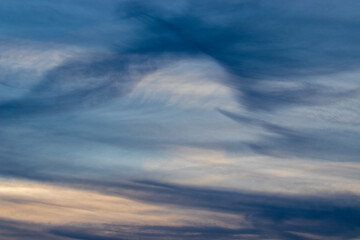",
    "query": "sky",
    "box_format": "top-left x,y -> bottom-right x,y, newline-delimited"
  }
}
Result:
0,0 -> 360,239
